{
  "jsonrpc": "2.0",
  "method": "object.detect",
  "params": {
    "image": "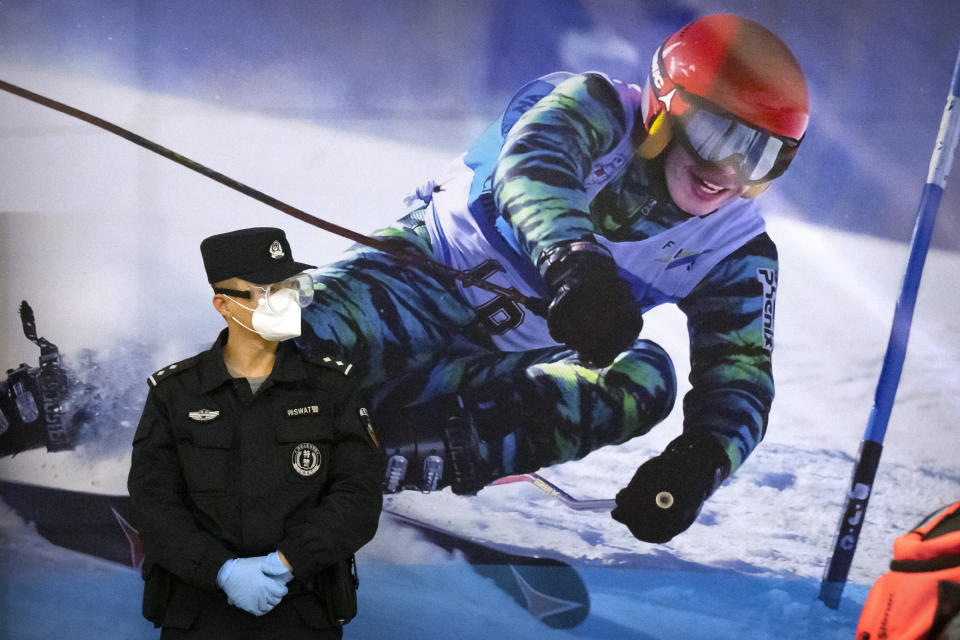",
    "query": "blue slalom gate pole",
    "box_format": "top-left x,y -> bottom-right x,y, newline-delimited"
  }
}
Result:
818,46 -> 960,609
